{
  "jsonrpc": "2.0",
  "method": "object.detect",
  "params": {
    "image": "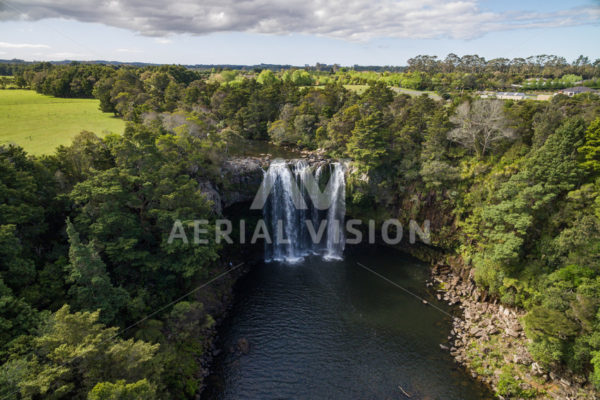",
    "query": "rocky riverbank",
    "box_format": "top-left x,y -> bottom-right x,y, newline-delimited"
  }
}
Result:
430,257 -> 598,400
195,252 -> 262,398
